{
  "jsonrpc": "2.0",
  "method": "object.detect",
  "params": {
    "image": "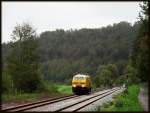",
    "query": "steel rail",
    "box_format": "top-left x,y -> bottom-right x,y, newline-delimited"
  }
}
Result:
2,87 -> 106,111
55,87 -> 120,112
73,88 -> 121,112
2,94 -> 76,112
2,87 -> 121,112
